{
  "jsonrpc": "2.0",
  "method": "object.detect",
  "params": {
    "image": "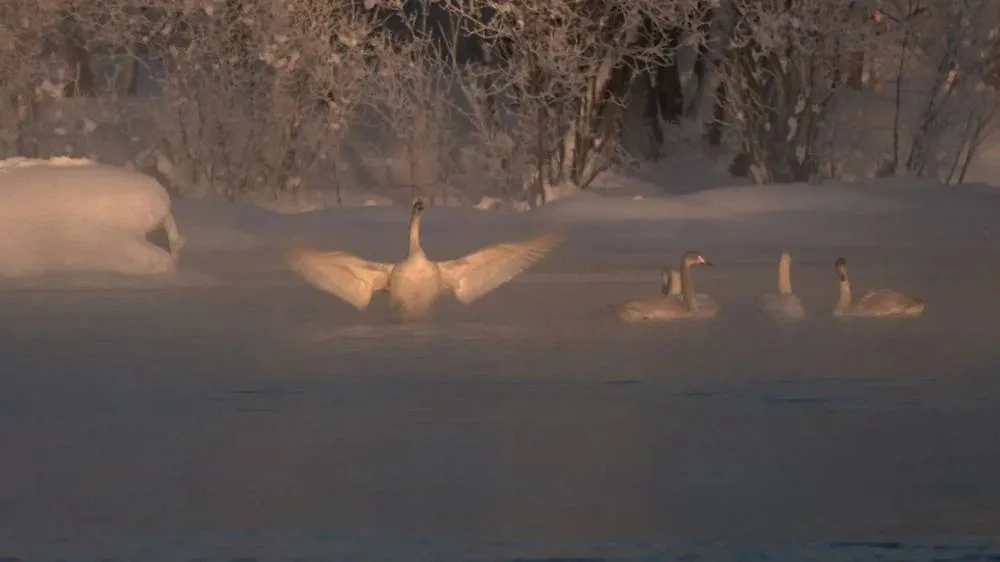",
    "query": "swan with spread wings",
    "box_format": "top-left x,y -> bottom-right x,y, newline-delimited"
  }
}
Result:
287,200 -> 563,322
